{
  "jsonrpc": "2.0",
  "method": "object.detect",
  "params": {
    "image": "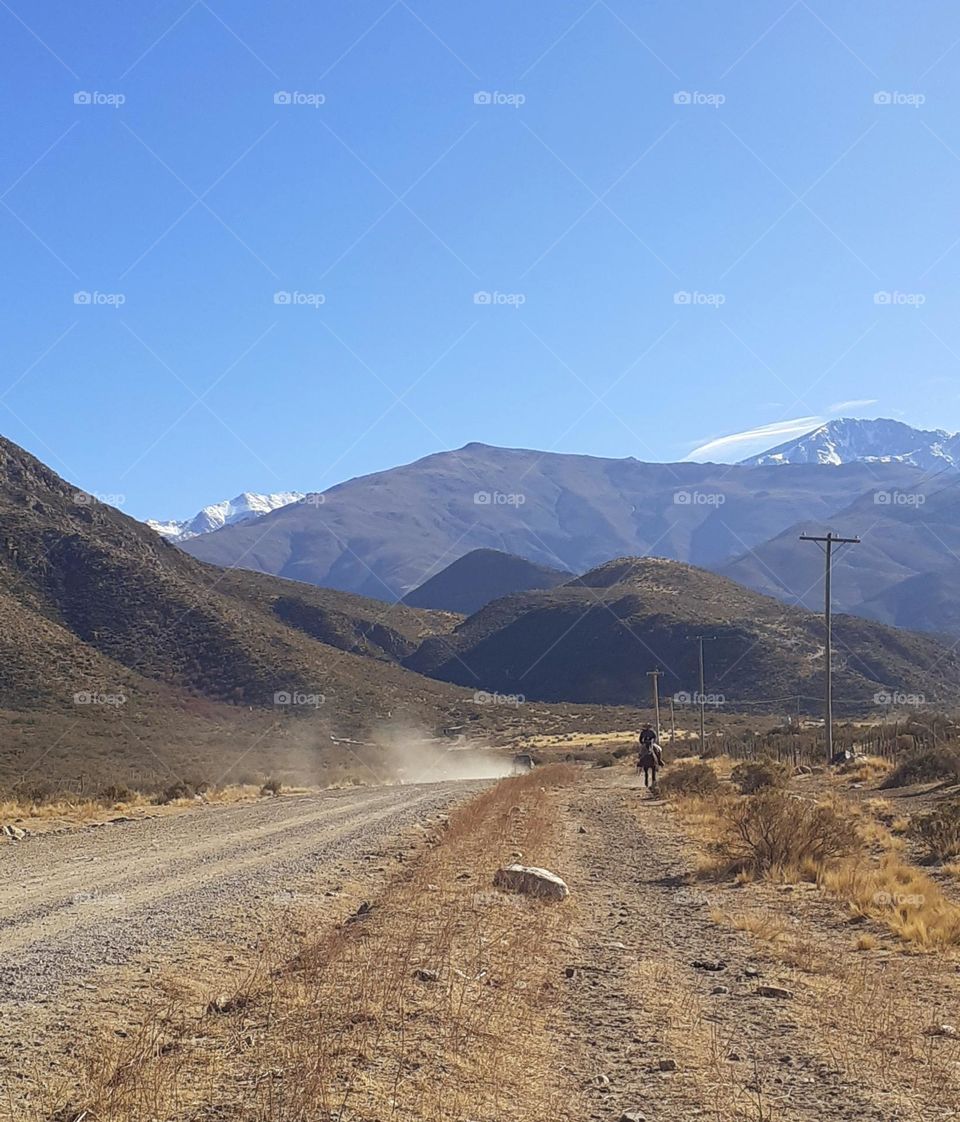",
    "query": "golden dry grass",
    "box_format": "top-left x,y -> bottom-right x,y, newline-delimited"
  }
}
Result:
820,856 -> 960,949
37,767 -> 579,1122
